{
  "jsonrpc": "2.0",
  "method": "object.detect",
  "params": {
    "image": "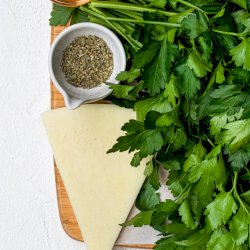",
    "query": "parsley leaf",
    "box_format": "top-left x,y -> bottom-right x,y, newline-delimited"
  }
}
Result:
230,0 -> 248,10
121,210 -> 154,227
136,181 -> 160,211
230,38 -> 250,71
142,37 -> 179,96
151,200 -> 179,231
49,5 -> 74,26
205,192 -> 238,230
188,152 -> 227,207
229,206 -> 249,245
145,0 -> 167,9
232,10 -> 250,33
179,199 -> 196,228
174,61 -> 201,98
107,120 -> 164,166
163,76 -> 180,108
108,84 -> 136,100
187,47 -> 213,78
206,226 -> 234,250
221,119 -> 250,153
70,8 -> 89,24
175,228 -> 211,248
160,159 -> 180,170
116,69 -> 140,83
205,61 -> 225,94
228,143 -> 250,170
49,5 -> 88,26
134,95 -> 173,121
181,12 -> 209,38
133,40 -> 161,69
204,85 -> 248,116
197,34 -> 213,61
